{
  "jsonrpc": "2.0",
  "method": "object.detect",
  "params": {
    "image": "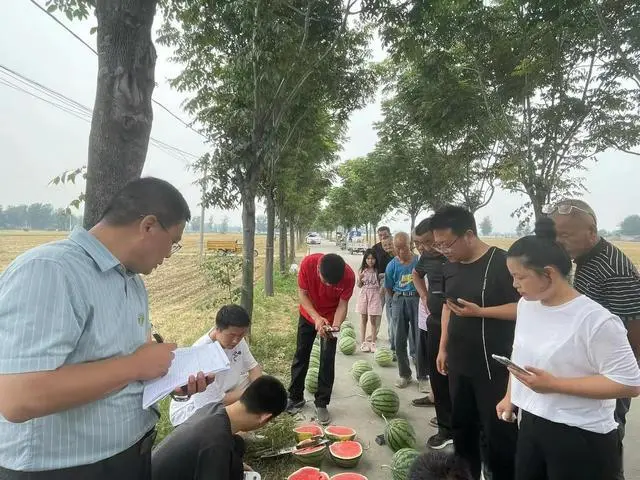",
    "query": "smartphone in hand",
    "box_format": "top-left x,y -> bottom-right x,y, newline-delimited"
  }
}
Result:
491,354 -> 531,376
